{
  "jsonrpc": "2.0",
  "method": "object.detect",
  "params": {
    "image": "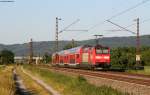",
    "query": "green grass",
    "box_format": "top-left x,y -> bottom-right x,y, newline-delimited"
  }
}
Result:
0,66 -> 15,95
0,65 -> 6,70
24,65 -> 128,95
127,66 -> 150,75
